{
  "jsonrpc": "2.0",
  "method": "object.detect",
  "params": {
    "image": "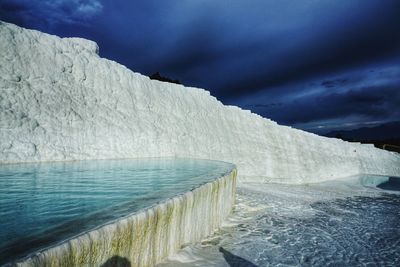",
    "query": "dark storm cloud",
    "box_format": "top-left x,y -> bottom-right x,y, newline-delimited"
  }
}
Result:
246,65 -> 400,131
216,16 -> 400,100
0,0 -> 29,12
143,0 -> 400,101
275,85 -> 396,124
0,0 -> 103,29
1,0 -> 399,132
321,79 -> 348,89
